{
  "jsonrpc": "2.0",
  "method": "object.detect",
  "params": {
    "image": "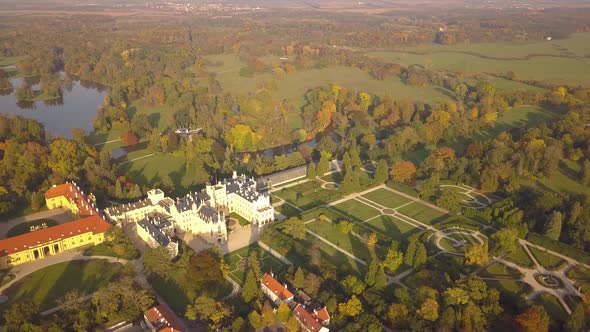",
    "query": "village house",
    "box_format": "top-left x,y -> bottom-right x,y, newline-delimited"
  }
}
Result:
143,305 -> 185,332
260,273 -> 294,305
